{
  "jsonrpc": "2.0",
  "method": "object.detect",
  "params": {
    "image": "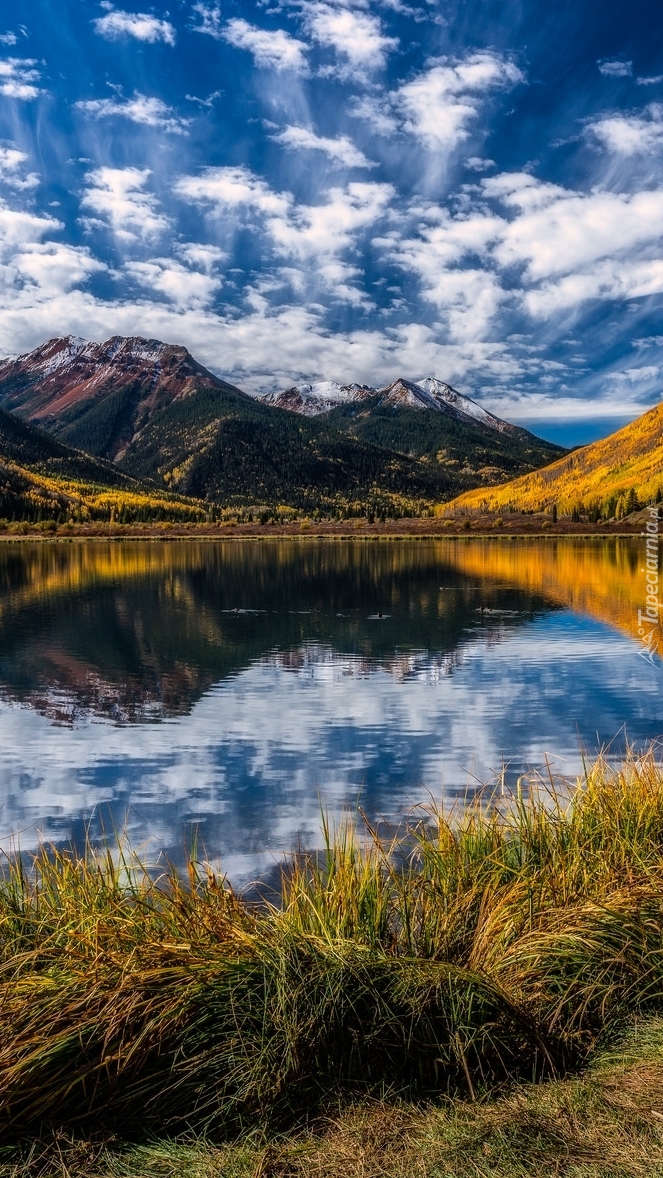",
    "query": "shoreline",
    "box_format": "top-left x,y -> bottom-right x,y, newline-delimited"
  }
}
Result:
0,514 -> 649,543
